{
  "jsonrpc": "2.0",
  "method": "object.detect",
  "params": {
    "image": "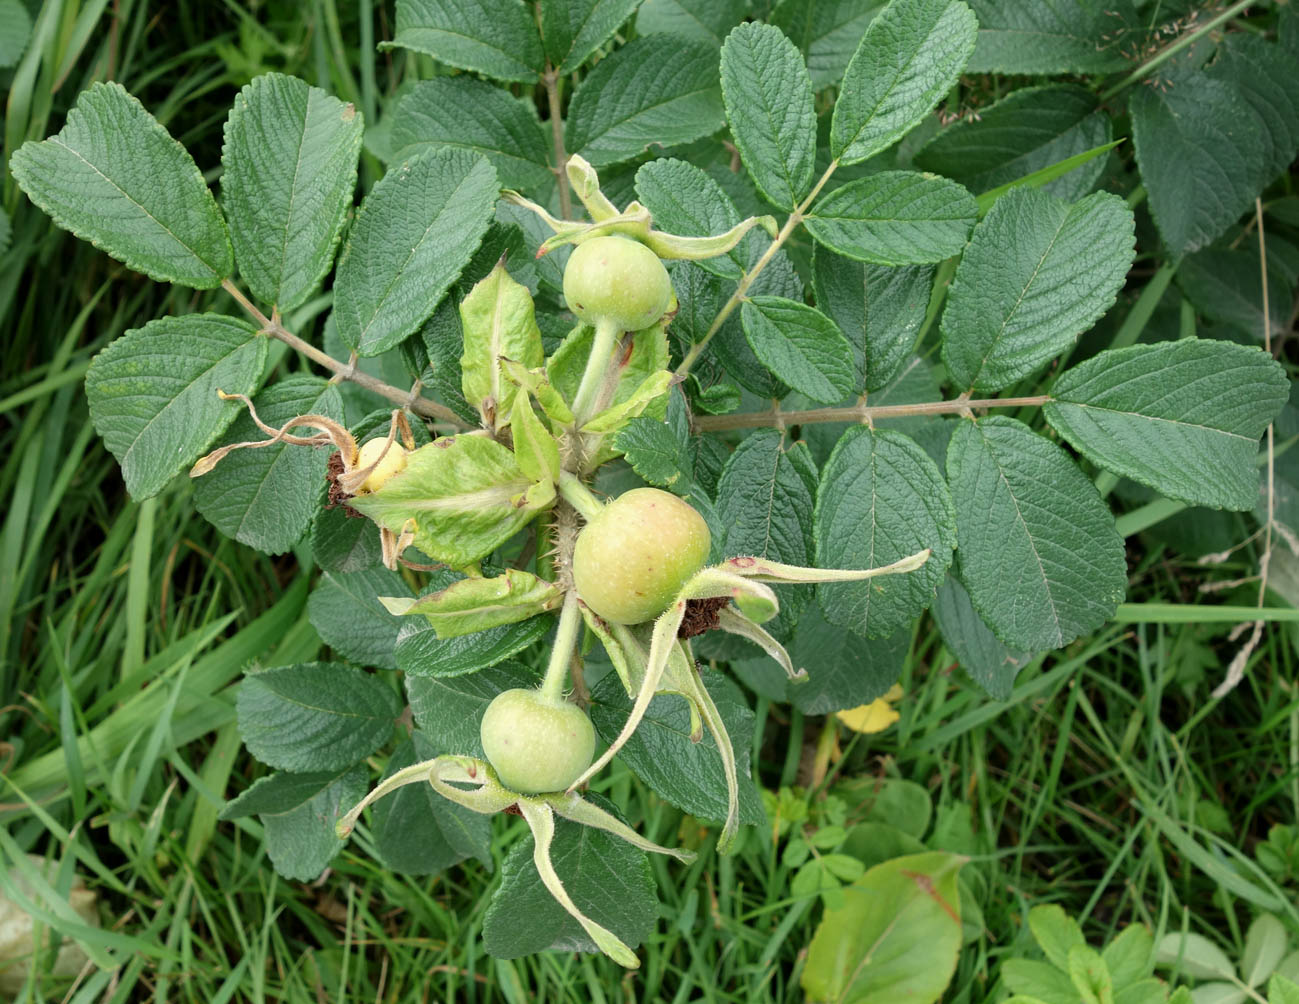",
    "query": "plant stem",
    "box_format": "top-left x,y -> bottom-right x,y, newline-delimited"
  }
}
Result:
540,591 -> 583,702
675,158 -> 840,379
692,394 -> 1051,432
544,66 -> 572,220
220,279 -> 469,428
1099,0 -> 1253,102
557,470 -> 604,521
570,316 -> 620,423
